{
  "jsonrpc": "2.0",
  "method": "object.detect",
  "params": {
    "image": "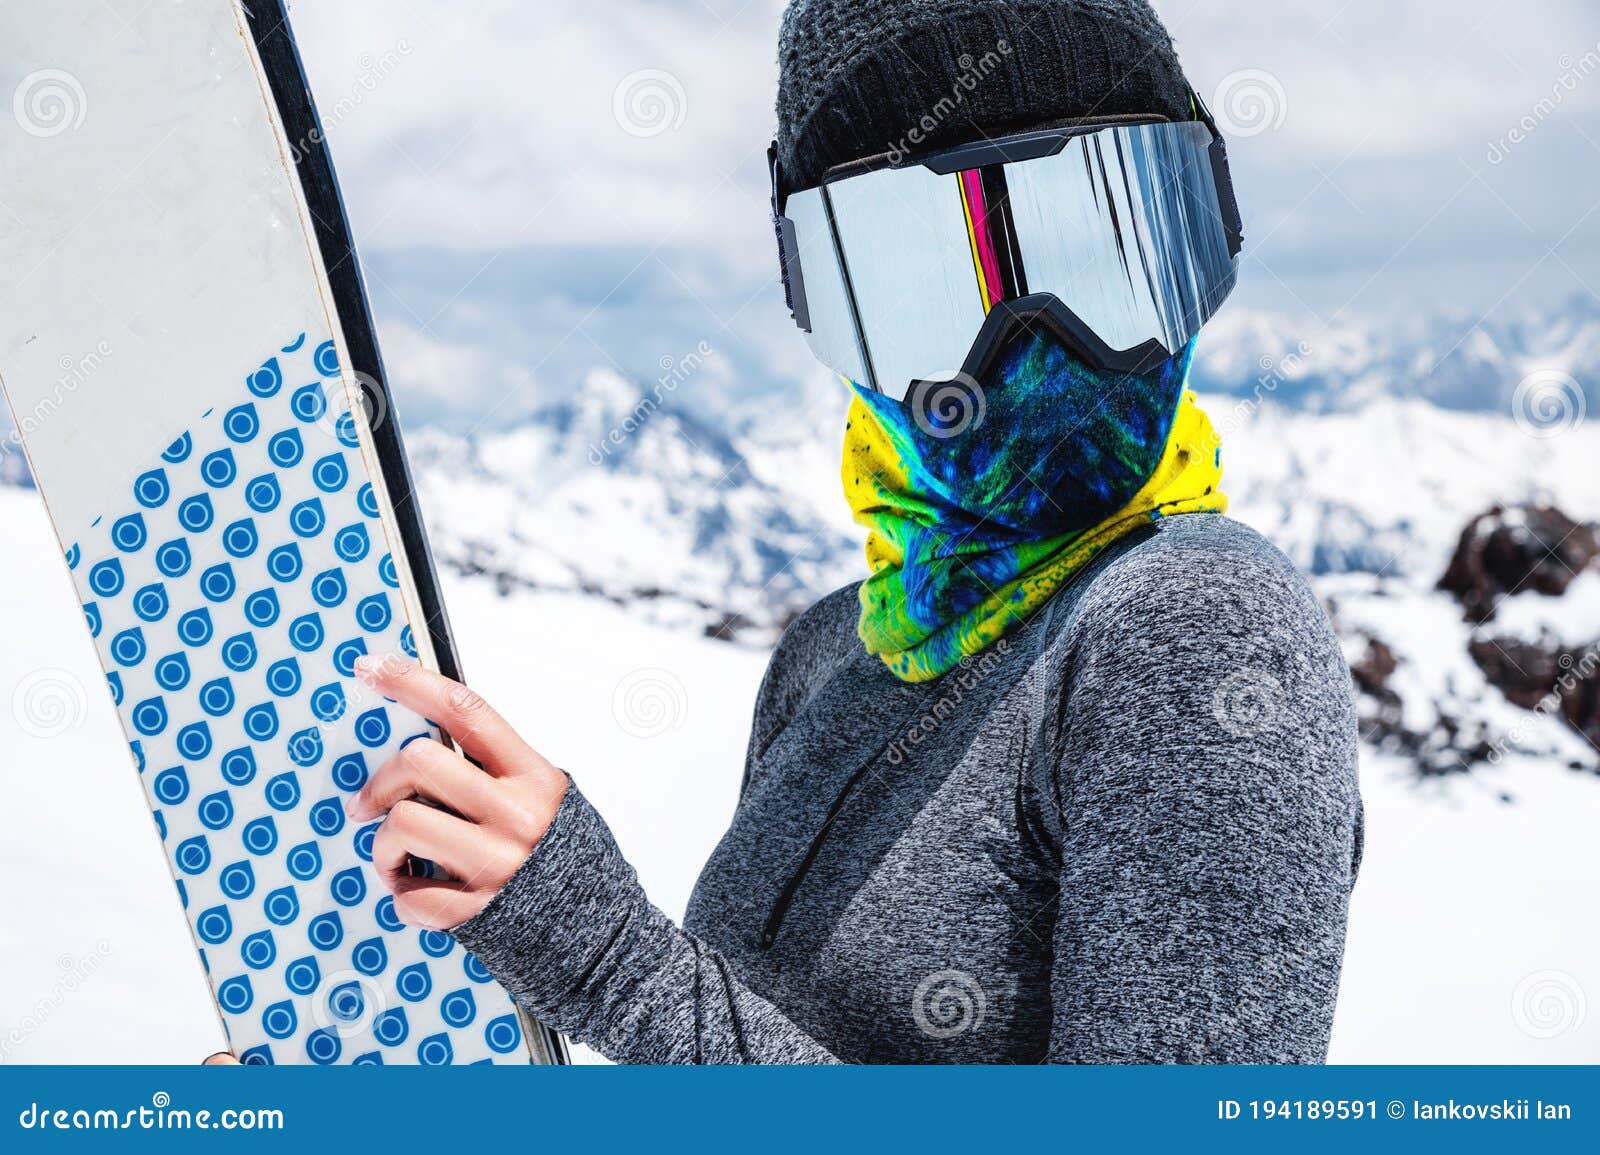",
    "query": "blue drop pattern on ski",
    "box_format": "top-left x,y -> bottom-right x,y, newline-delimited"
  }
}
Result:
66,333 -> 527,1066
